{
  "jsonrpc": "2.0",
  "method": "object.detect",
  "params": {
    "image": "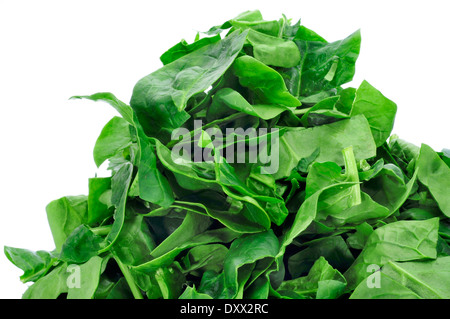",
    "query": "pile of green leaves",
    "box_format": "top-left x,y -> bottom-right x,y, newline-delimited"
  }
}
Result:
5,10 -> 450,299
